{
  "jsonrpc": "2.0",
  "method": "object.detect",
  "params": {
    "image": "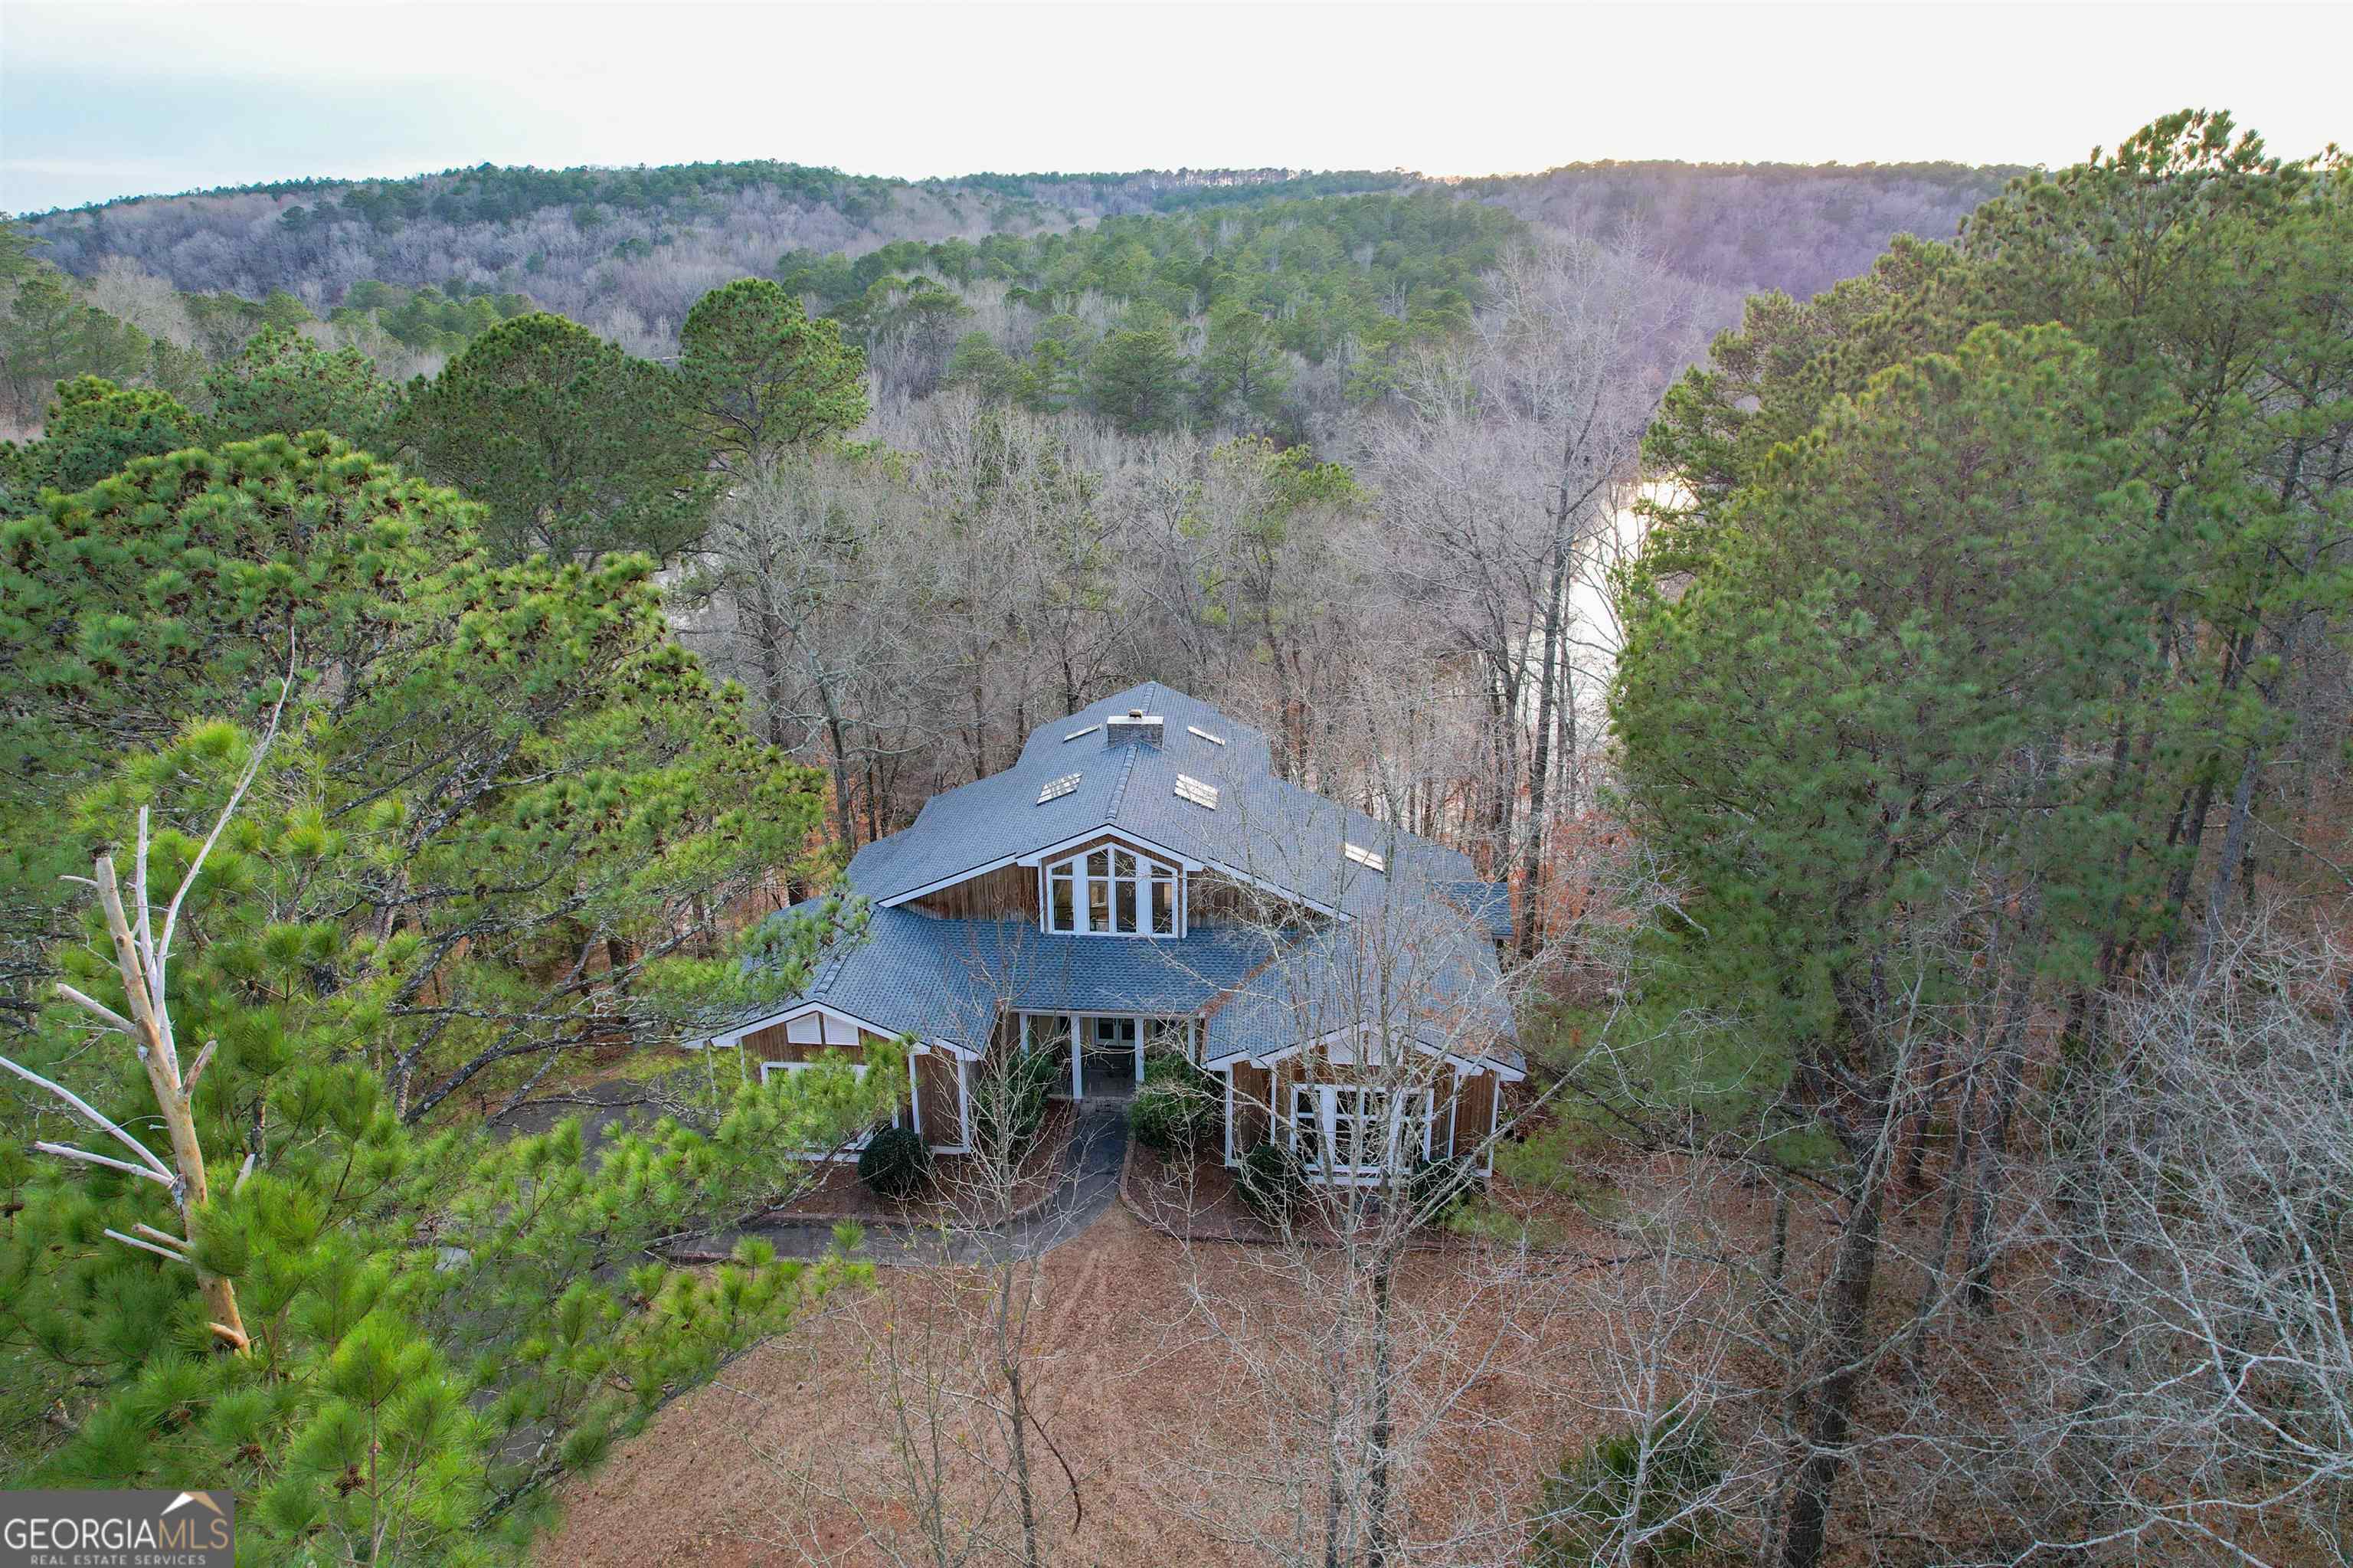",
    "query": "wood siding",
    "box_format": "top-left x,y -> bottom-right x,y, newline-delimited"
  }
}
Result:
1445,1072 -> 1497,1162
1230,1062 -> 1274,1151
1187,872 -> 1286,927
741,1010 -> 879,1062
911,863 -> 1040,921
735,1006 -> 976,1151
915,1052 -> 964,1146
